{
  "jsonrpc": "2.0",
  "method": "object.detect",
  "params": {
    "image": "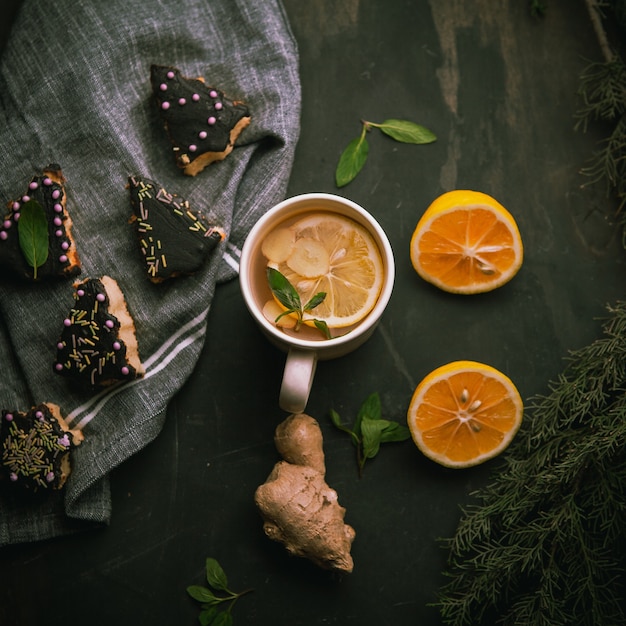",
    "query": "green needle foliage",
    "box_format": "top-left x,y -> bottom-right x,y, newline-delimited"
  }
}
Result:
575,56 -> 626,228
187,558 -> 252,626
573,0 -> 626,242
436,301 -> 626,625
